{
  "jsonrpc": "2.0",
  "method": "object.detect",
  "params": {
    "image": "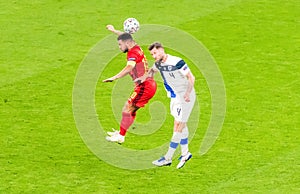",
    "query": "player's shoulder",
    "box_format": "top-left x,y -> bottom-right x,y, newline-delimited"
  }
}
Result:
131,45 -> 142,52
166,54 -> 185,66
128,45 -> 143,55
